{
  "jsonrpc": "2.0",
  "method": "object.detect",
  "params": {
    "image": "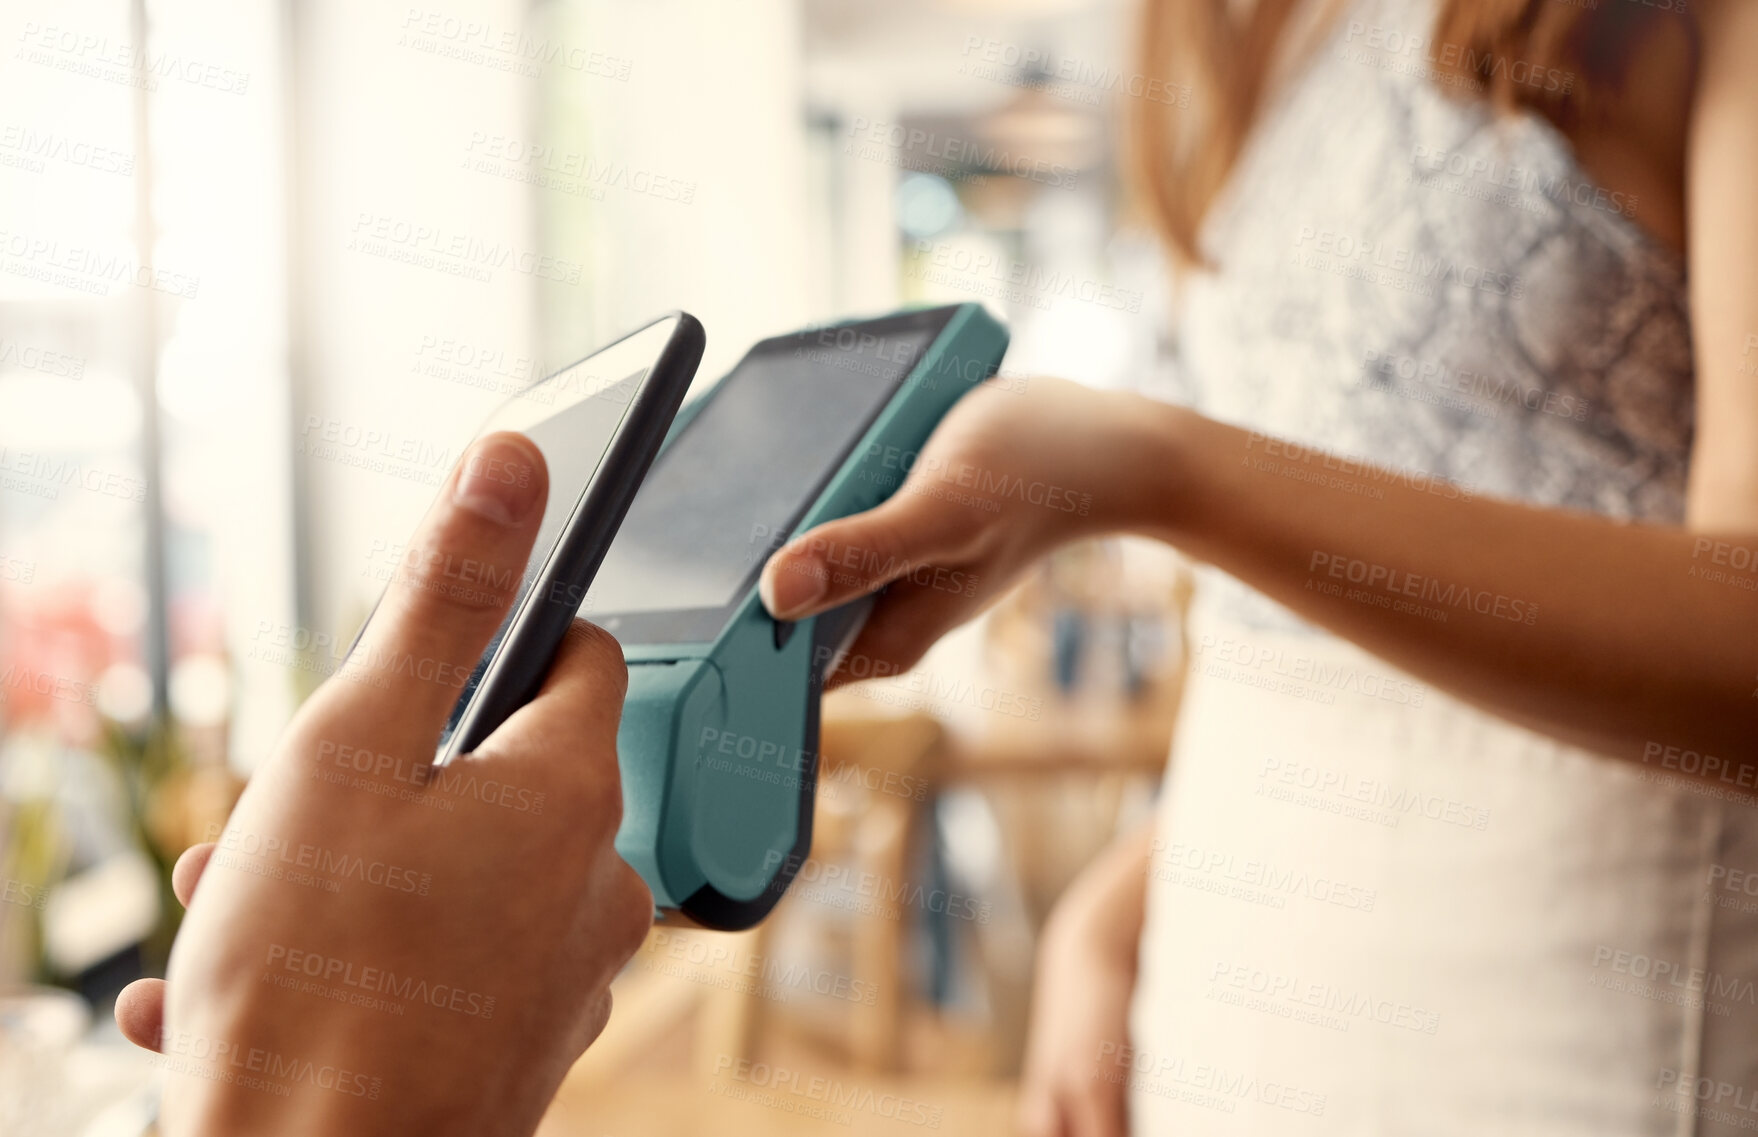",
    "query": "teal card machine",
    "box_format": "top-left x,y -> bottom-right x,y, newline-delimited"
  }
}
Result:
586,303 -> 1009,929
